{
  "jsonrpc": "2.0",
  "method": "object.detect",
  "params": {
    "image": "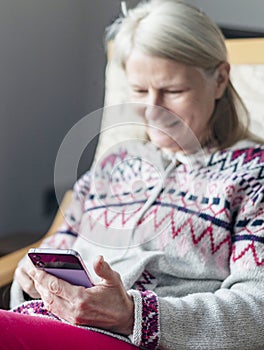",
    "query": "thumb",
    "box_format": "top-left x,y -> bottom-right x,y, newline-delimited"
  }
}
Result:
93,255 -> 120,286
